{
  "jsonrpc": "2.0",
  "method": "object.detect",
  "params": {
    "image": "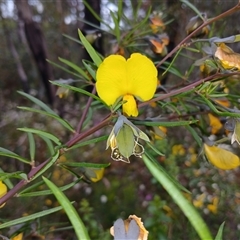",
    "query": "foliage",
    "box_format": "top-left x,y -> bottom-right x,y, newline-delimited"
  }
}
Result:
1,1 -> 240,239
